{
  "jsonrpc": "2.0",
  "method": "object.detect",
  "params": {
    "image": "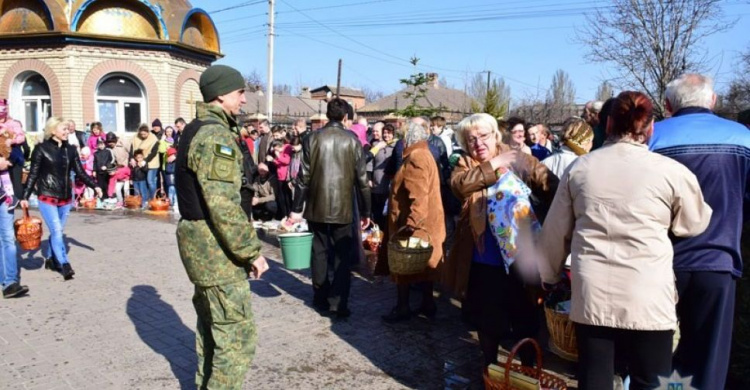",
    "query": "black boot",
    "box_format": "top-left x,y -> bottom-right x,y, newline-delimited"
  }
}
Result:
61,263 -> 75,280
44,256 -> 61,271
